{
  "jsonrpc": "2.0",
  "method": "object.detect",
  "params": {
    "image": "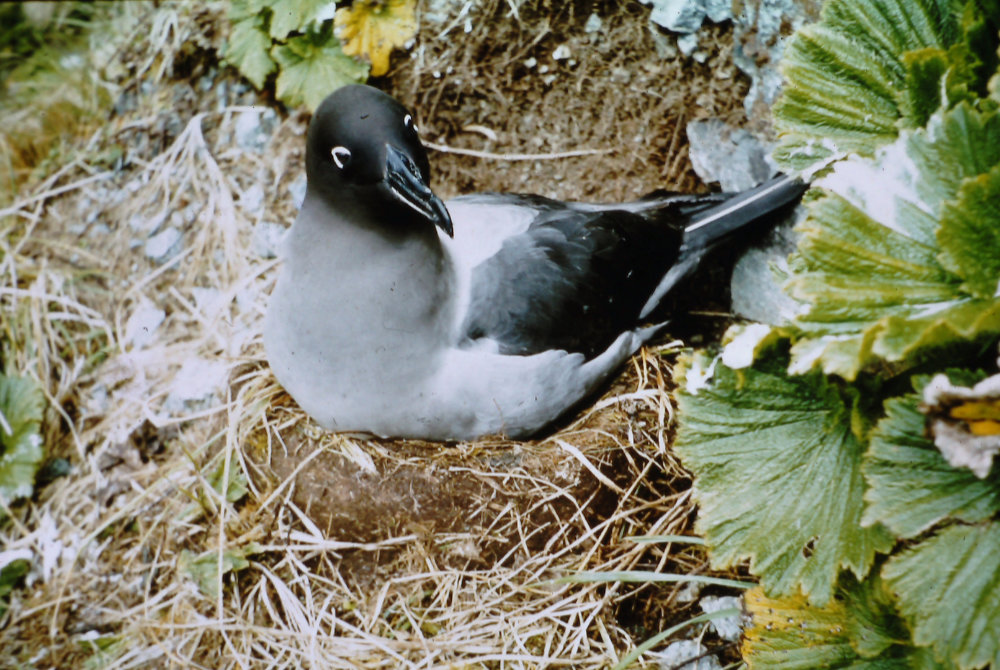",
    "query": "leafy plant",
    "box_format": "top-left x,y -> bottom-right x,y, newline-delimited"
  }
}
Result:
673,0 -> 1000,666
224,0 -> 418,111
179,542 -> 262,599
0,372 -> 46,505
